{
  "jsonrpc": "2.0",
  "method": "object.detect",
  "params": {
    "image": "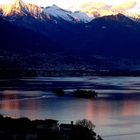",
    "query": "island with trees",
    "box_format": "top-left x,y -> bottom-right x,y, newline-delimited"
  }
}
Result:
73,89 -> 98,99
52,89 -> 98,99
